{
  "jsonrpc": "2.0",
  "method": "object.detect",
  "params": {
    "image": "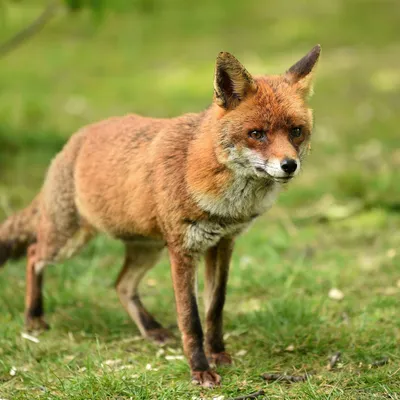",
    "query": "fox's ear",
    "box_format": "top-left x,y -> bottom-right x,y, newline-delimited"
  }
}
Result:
214,52 -> 257,109
287,45 -> 321,98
